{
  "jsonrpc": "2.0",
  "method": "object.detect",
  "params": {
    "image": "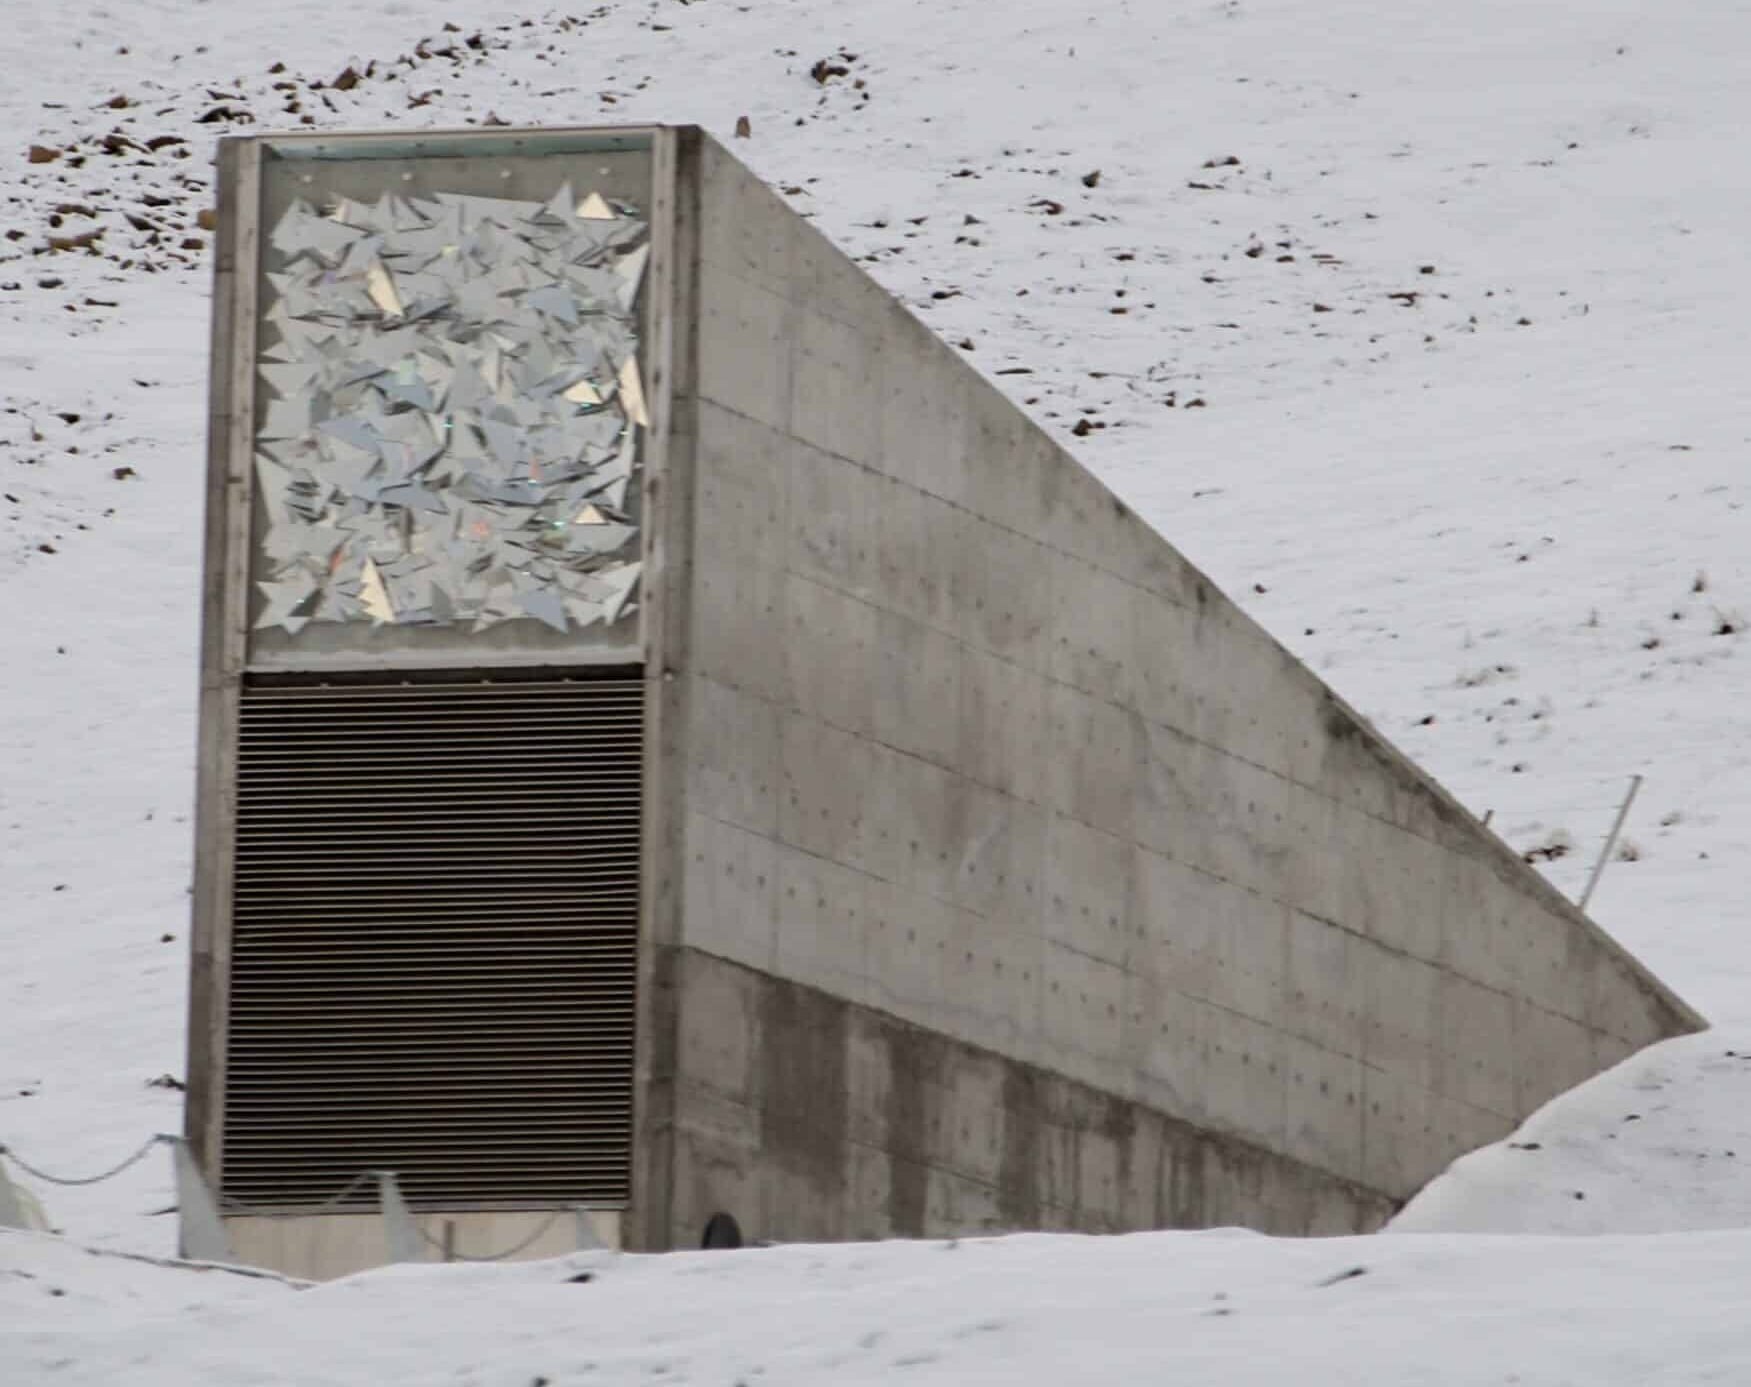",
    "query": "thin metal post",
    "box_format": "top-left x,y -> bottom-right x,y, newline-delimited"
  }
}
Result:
171,1137 -> 235,1264
377,1172 -> 427,1264
1580,774 -> 1642,912
574,1206 -> 604,1250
